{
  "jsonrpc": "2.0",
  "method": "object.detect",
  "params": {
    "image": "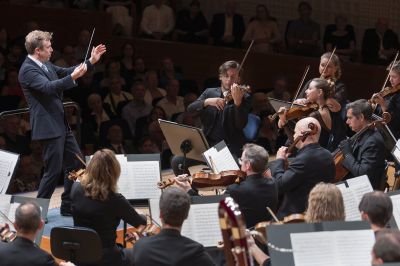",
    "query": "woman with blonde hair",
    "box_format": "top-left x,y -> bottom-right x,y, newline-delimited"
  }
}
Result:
71,149 -> 146,266
305,182 -> 345,223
